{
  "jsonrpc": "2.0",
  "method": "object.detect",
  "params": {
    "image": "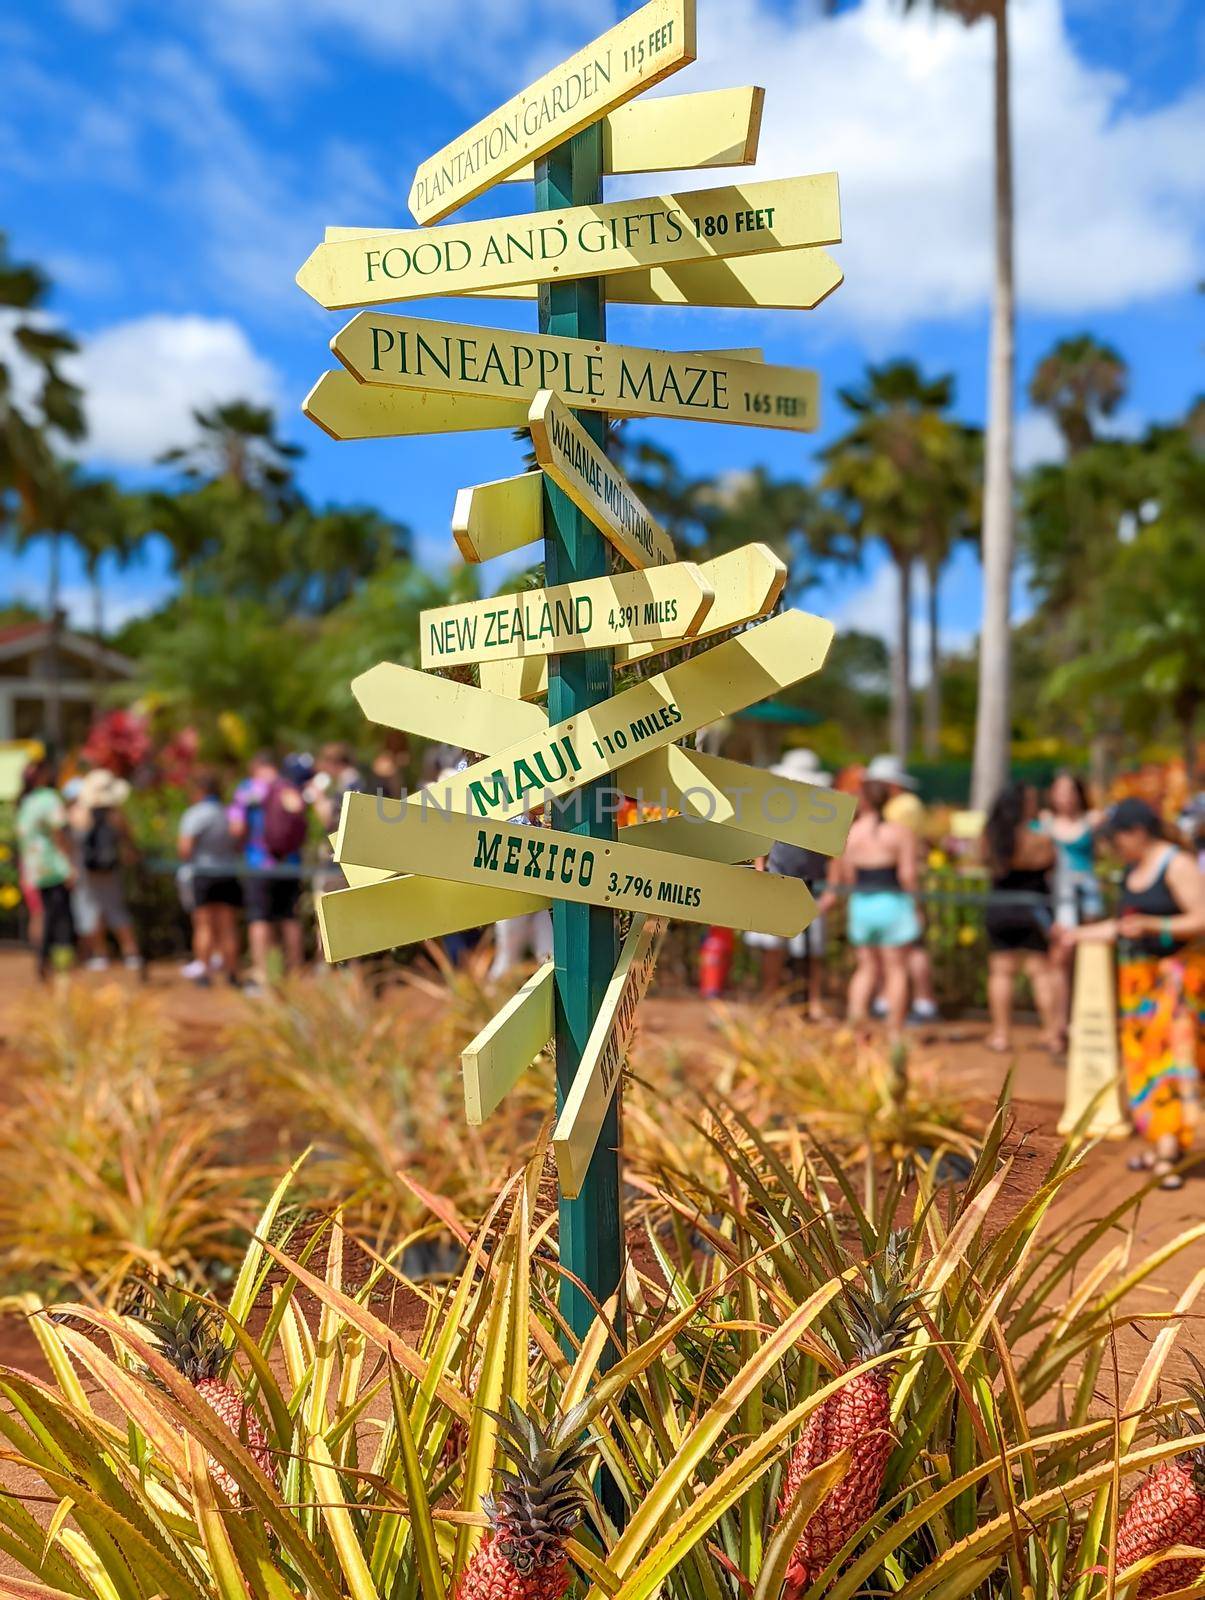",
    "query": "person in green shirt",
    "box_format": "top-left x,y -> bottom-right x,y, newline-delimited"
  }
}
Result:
16,758 -> 76,978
